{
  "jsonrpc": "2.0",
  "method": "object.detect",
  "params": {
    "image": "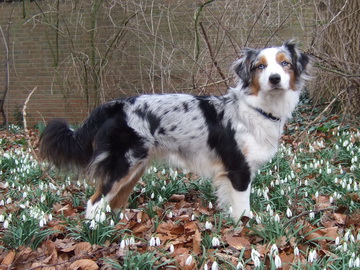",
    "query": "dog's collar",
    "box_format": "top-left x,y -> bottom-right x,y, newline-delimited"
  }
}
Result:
252,107 -> 281,122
